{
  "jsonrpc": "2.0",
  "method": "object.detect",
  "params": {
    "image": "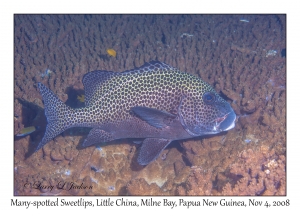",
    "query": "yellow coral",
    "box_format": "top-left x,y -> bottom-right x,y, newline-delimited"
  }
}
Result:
77,95 -> 85,102
106,48 -> 116,57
